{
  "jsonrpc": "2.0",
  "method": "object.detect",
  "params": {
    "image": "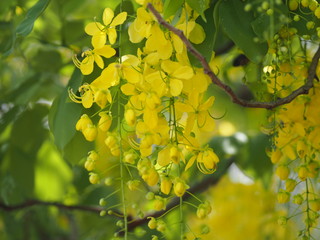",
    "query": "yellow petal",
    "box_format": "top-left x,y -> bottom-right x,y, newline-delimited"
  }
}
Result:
185,155 -> 197,171
157,39 -> 173,60
80,56 -> 94,75
200,115 -> 215,132
140,146 -> 152,157
185,113 -> 196,134
175,102 -> 194,113
170,79 -> 183,96
161,60 -> 181,75
110,12 -> 127,26
123,66 -> 140,83
172,66 -> 194,80
143,109 -> 158,129
157,147 -> 171,166
189,23 -> 205,44
128,95 -> 144,112
107,28 -> 117,45
137,7 -> 153,22
172,34 -> 184,54
94,54 -> 104,69
197,111 -> 207,128
91,73 -> 111,90
145,52 -> 159,65
121,83 -> 136,95
208,149 -> 219,163
96,64 -> 119,87
177,21 -> 195,37
95,45 -> 116,58
188,92 -> 199,109
82,91 -> 94,108
103,8 -> 114,26
136,121 -> 149,135
184,71 -> 209,94
128,21 -> 144,43
92,32 -> 106,49
85,22 -> 103,35
199,96 -> 215,111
